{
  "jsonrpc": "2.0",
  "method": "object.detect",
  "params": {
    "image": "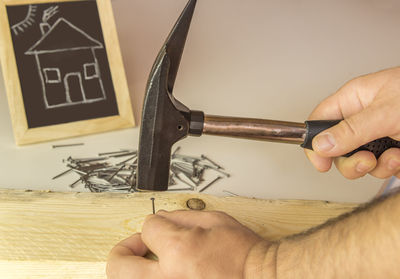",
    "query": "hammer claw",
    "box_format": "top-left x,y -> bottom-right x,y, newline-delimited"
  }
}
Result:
164,0 -> 197,92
